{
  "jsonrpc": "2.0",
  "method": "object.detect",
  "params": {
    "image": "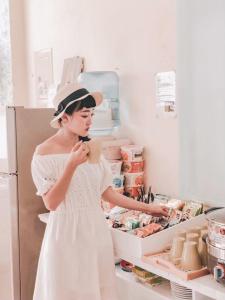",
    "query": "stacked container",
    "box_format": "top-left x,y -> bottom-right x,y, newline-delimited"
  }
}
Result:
120,145 -> 145,199
101,138 -> 131,210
